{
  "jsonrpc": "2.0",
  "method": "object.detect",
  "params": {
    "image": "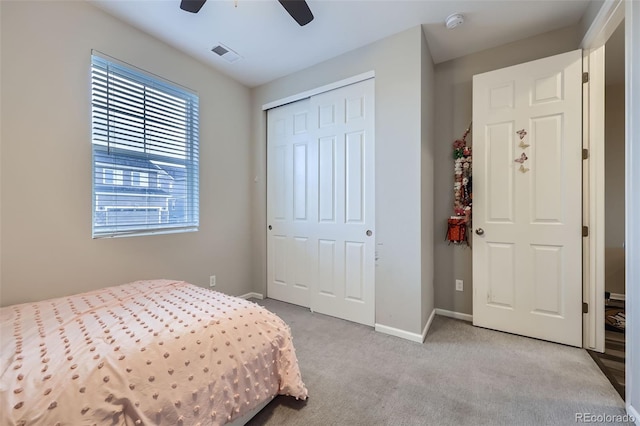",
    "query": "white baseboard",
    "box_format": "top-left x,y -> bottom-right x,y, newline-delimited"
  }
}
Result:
627,404 -> 639,426
375,311 -> 435,343
238,292 -> 264,300
435,308 -> 473,322
375,323 -> 424,343
610,292 -> 626,301
422,308 -> 436,341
